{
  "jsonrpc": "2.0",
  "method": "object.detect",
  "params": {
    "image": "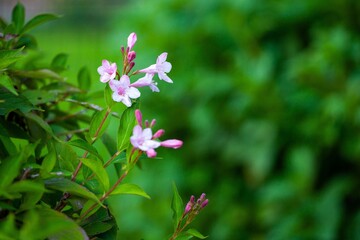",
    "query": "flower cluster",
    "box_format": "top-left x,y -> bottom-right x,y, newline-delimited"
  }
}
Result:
184,193 -> 209,215
97,32 -> 173,107
130,109 -> 183,158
